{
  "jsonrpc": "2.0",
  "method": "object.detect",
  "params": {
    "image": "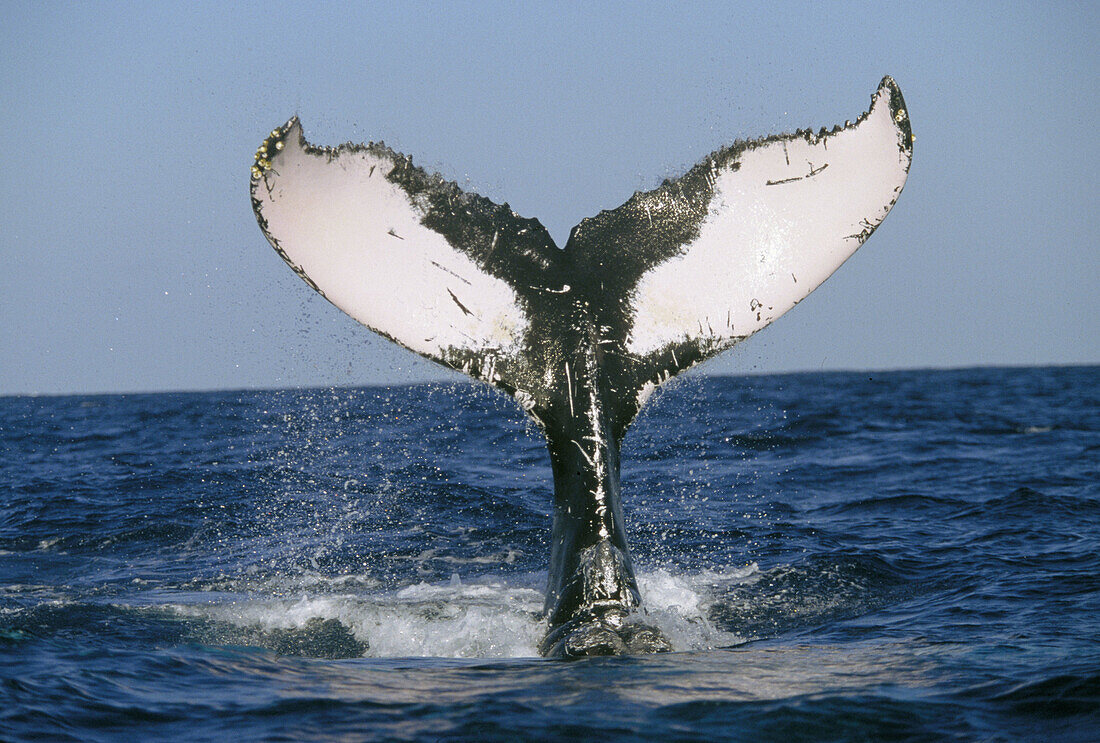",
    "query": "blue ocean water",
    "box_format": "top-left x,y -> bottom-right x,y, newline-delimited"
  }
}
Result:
1,365 -> 1097,741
